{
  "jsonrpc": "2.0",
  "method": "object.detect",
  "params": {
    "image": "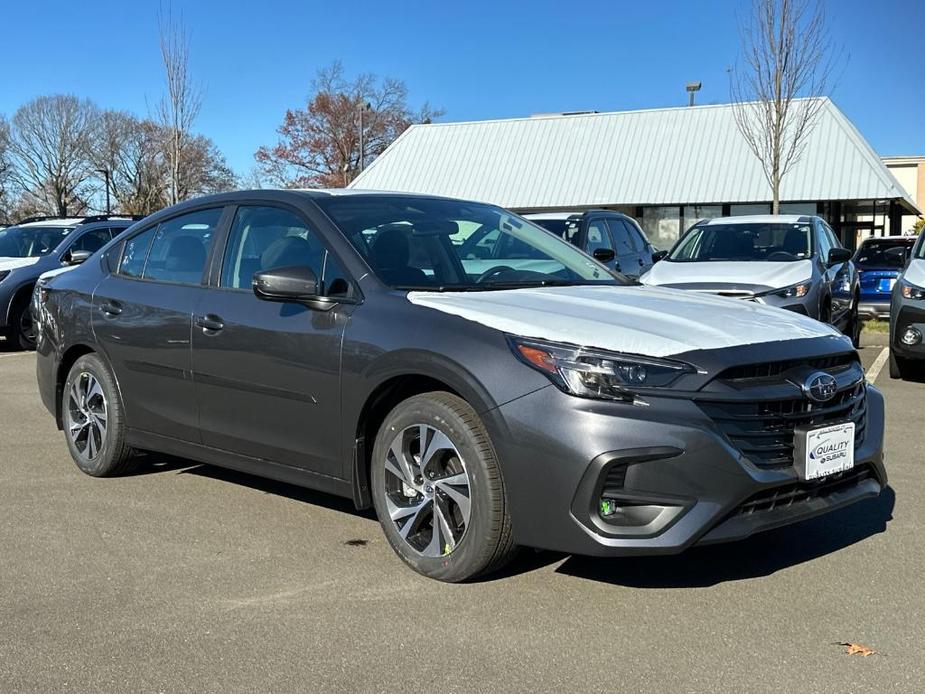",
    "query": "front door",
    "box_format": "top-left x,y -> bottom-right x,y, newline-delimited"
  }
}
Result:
191,204 -> 355,477
92,207 -> 225,442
